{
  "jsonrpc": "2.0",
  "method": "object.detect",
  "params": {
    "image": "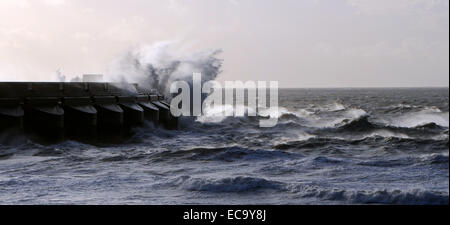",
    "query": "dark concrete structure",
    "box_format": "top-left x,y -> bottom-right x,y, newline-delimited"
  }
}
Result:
0,82 -> 178,142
